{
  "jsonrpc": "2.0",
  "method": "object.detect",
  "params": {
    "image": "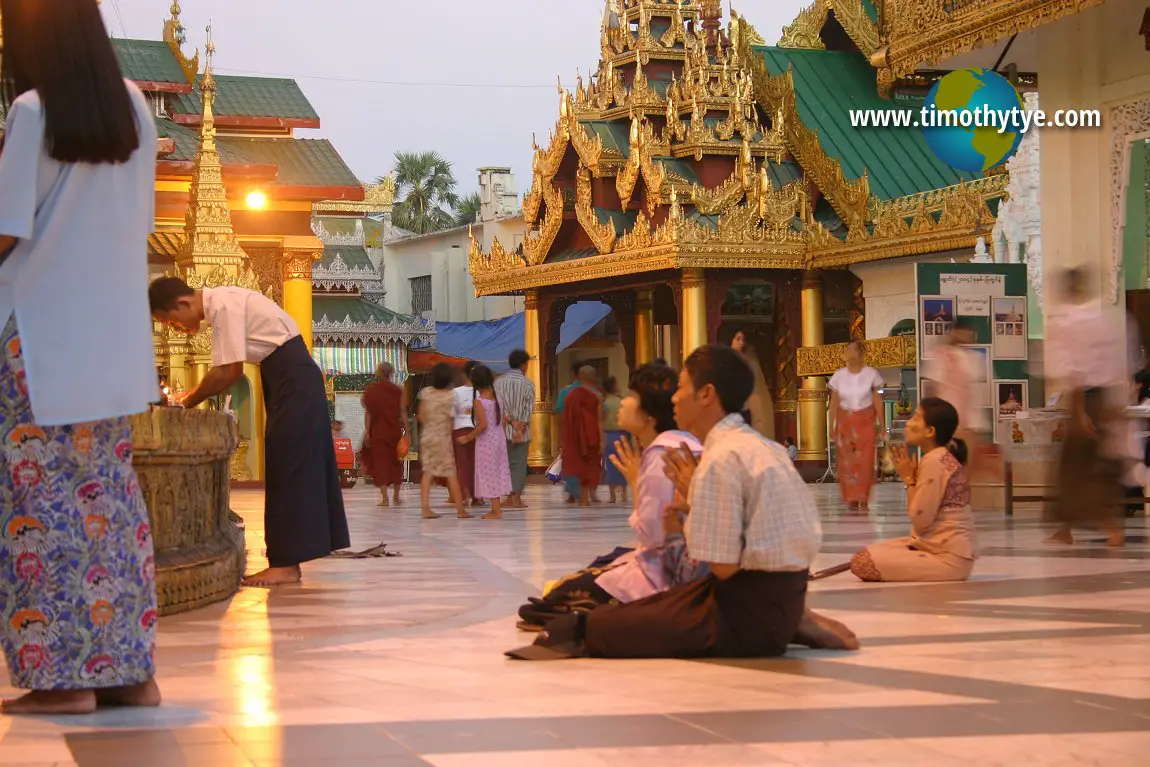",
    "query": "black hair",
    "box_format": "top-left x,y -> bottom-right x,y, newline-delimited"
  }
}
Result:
148,277 -> 195,313
571,361 -> 583,376
508,349 -> 530,370
431,362 -> 456,390
684,345 -> 754,416
717,324 -> 748,347
469,365 -> 499,427
604,376 -> 619,395
919,397 -> 968,465
953,317 -> 976,333
469,364 -> 495,390
628,363 -> 680,434
653,357 -> 667,366
463,360 -> 478,376
785,436 -> 795,445
1,0 -> 141,164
